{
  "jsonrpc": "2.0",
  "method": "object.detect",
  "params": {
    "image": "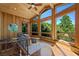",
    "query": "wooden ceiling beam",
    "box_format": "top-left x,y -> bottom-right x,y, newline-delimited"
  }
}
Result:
54,3 -> 65,7
40,16 -> 51,22
30,5 -> 51,20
